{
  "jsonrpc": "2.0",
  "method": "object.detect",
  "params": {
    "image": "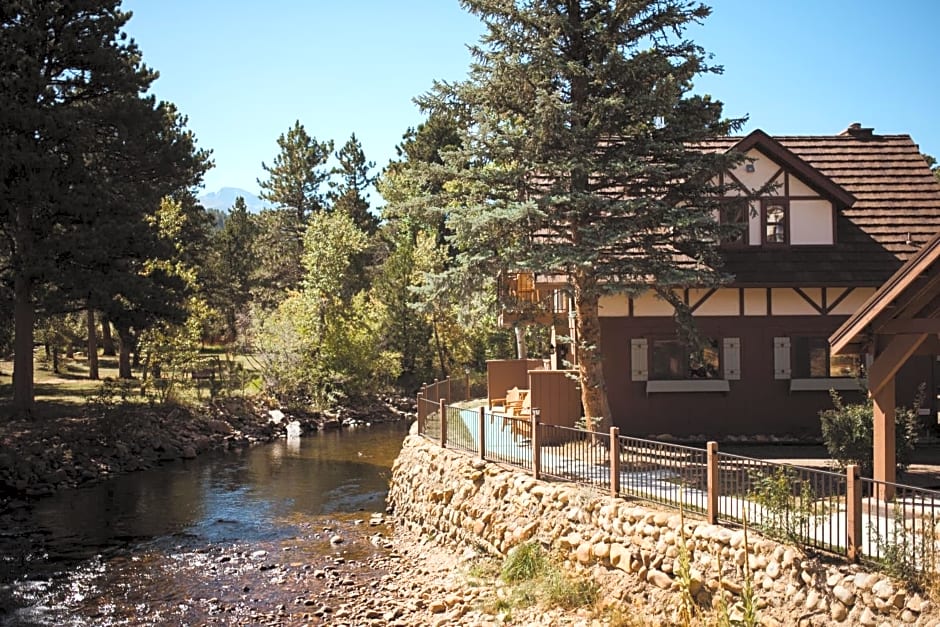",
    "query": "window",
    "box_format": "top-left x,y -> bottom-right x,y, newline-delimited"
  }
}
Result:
651,338 -> 721,380
792,337 -> 863,378
762,199 -> 788,245
720,202 -> 749,247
